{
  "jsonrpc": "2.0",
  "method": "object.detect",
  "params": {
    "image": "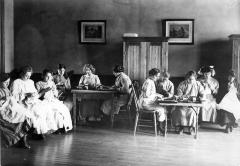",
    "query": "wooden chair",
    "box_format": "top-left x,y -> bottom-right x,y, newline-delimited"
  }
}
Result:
111,85 -> 134,128
132,85 -> 159,136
